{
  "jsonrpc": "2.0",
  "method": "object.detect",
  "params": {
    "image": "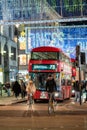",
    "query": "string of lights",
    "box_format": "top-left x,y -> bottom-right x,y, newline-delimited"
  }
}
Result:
0,17 -> 87,25
0,0 -> 87,25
